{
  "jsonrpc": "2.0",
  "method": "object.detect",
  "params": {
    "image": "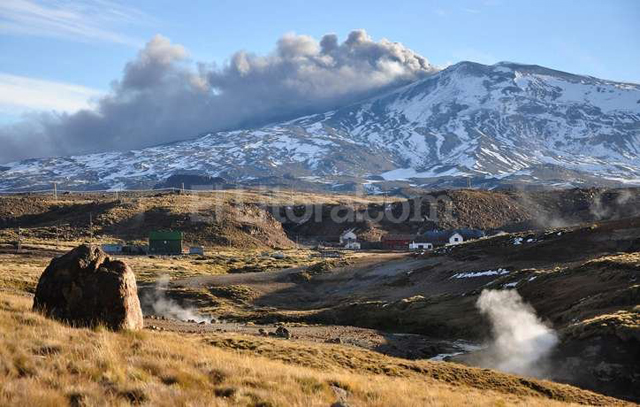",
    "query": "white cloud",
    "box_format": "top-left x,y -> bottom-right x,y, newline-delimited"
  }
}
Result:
0,73 -> 103,114
0,0 -> 149,46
